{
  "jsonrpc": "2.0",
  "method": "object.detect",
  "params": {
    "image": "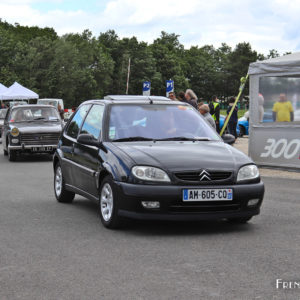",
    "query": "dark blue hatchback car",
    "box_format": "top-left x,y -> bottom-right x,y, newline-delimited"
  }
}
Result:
53,96 -> 264,229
